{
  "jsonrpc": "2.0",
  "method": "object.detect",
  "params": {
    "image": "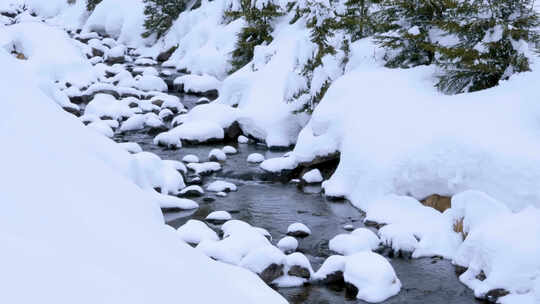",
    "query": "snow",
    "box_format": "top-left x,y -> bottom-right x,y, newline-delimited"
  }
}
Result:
0,50 -> 286,304
182,154 -> 200,163
240,245 -> 286,274
222,145 -> 238,154
287,222 -> 311,237
85,93 -> 134,120
174,74 -> 221,94
120,113 -> 164,132
344,252 -> 402,302
329,228 -> 380,255
207,180 -> 238,192
238,135 -> 249,143
247,153 -> 265,163
179,185 -> 204,196
118,142 -> 143,154
135,75 -> 168,92
177,220 -> 219,245
156,195 -> 198,210
87,120 -> 114,138
302,168 -> 323,183
154,121 -> 224,147
187,162 -> 222,175
206,211 -> 232,222
277,236 -> 298,253
83,0 -> 154,48
107,45 -> 126,59
208,148 -> 227,161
